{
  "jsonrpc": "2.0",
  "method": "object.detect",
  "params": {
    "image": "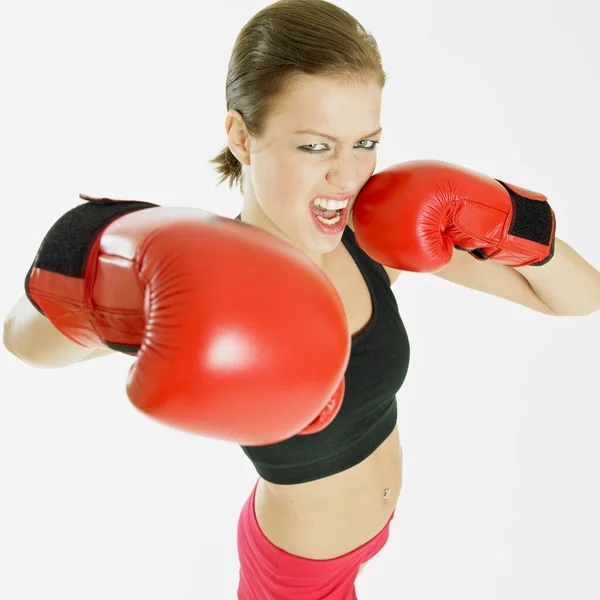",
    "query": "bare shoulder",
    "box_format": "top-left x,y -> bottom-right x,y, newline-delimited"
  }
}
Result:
346,212 -> 402,286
